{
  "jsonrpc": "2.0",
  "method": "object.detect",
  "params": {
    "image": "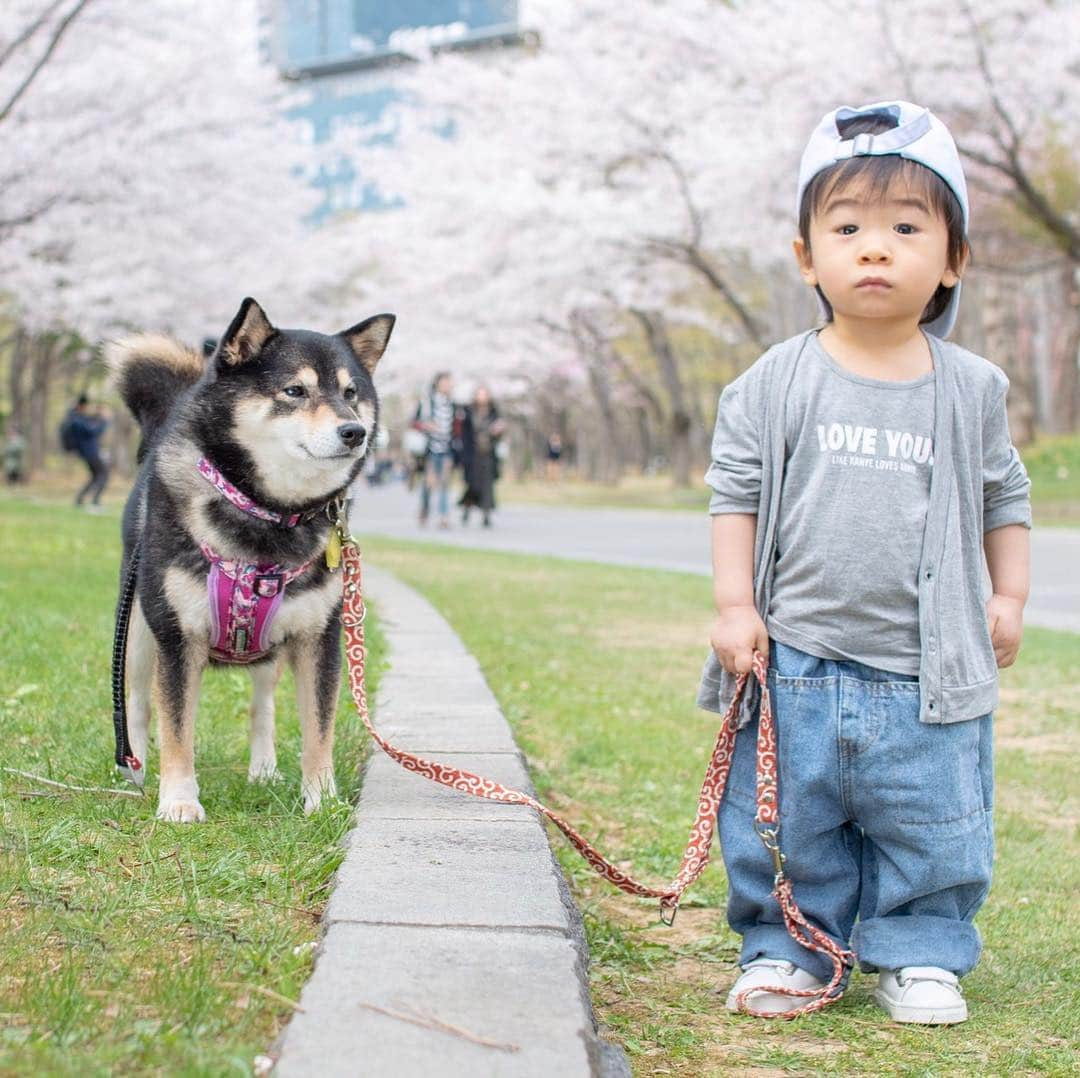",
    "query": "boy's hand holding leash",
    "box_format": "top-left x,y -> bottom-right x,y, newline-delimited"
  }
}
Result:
711,606 -> 769,676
